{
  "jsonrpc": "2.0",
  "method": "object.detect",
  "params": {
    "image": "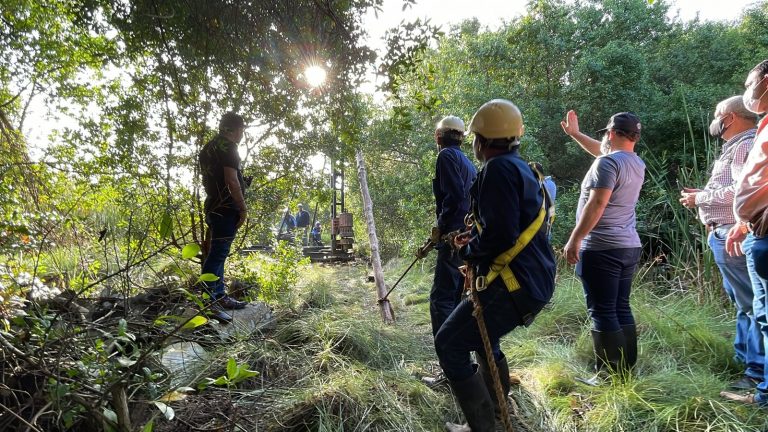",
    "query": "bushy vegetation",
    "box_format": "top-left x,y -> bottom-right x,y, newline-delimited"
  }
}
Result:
354,0 -> 768,262
2,0 -> 768,430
